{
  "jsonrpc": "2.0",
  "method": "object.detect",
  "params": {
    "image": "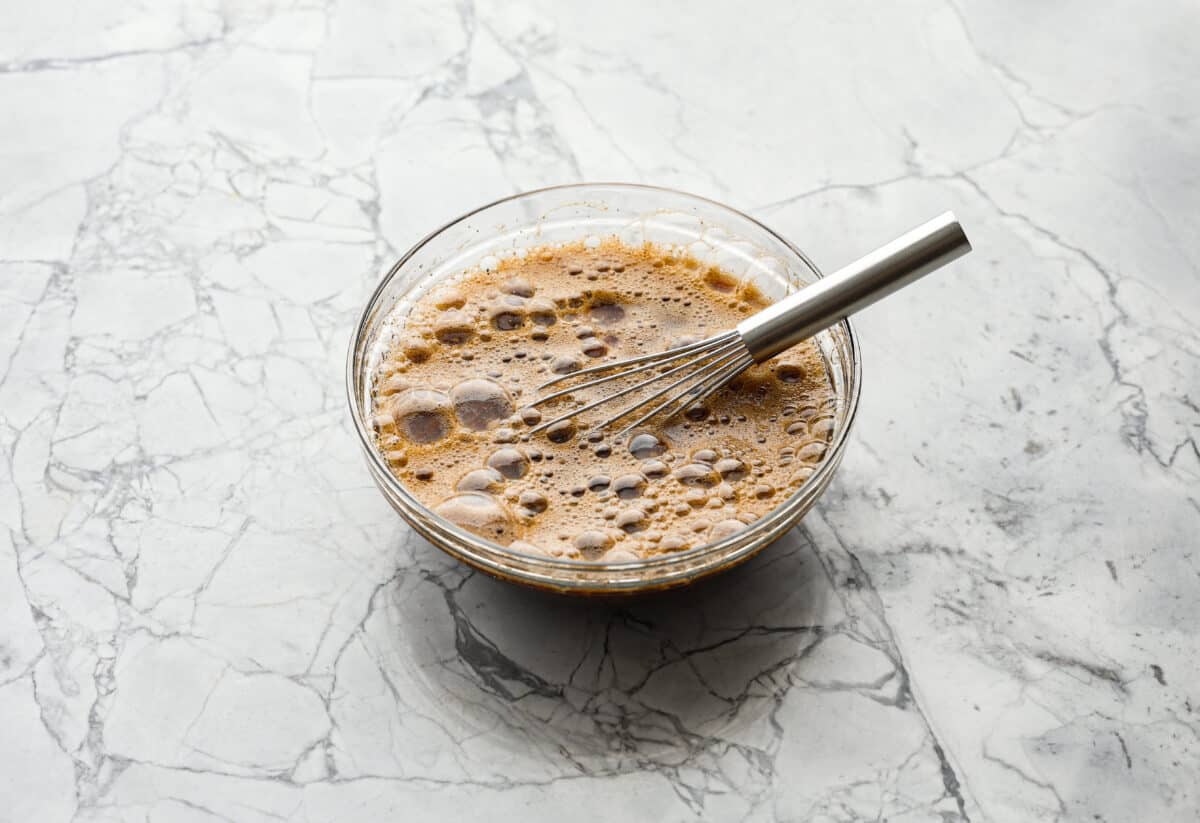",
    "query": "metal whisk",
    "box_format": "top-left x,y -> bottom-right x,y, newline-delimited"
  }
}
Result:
529,212 -> 971,440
